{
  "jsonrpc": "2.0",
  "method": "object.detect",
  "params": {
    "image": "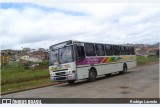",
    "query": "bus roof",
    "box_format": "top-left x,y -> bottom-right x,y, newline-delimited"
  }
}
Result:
71,40 -> 134,47
49,40 -> 134,50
